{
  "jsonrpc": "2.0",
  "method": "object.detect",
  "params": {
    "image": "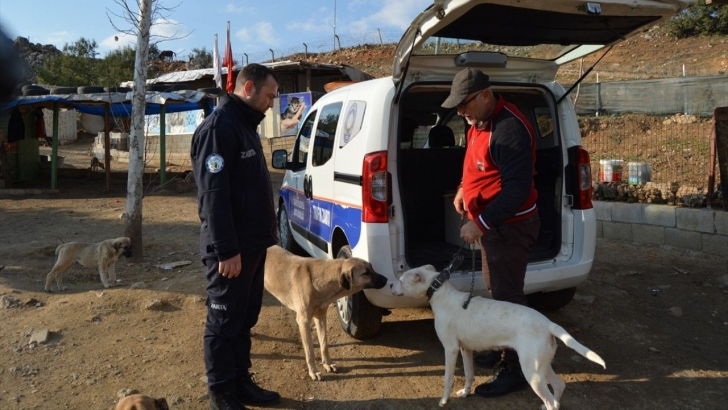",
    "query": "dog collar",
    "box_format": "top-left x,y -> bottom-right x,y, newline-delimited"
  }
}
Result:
426,271 -> 451,300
